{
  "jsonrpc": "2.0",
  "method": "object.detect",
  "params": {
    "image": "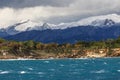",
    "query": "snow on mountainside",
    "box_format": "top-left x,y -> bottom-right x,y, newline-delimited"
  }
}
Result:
59,14 -> 120,27
34,14 -> 120,29
0,13 -> 120,35
14,20 -> 43,31
48,14 -> 120,29
78,14 -> 120,26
